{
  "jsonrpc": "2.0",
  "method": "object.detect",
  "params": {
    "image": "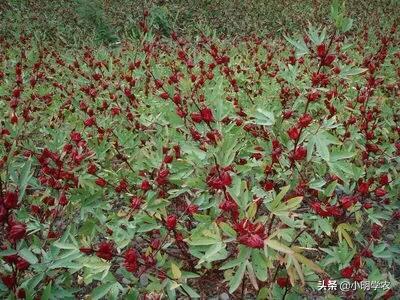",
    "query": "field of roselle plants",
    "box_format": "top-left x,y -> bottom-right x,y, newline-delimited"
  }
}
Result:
0,1 -> 400,299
